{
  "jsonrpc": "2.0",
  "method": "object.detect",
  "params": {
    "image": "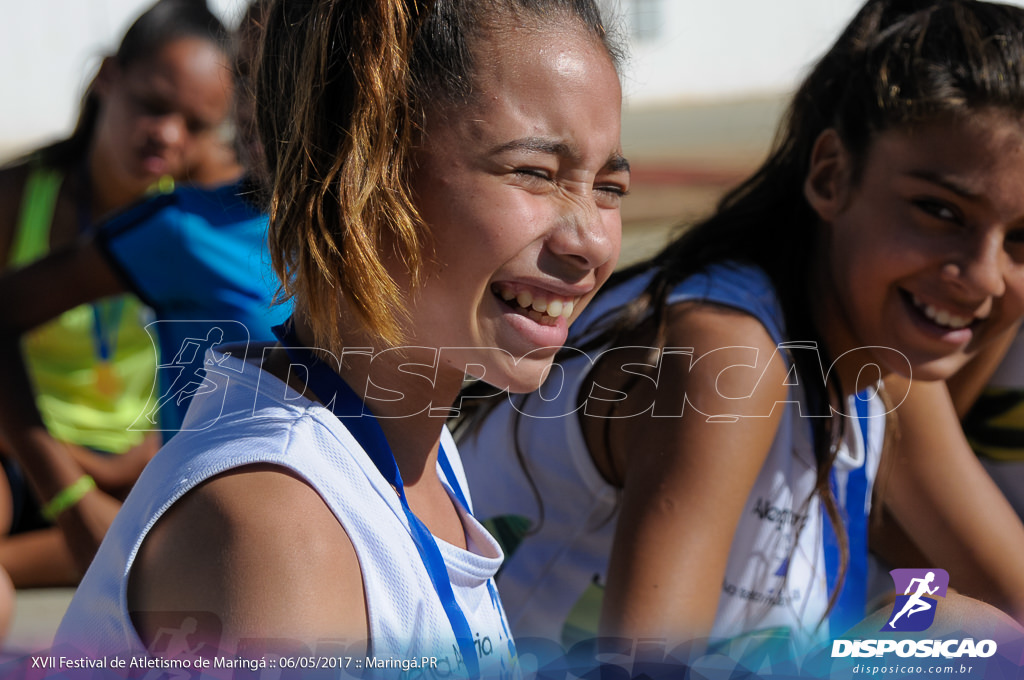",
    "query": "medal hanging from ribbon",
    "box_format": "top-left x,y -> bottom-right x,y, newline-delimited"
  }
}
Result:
92,299 -> 125,397
77,163 -> 127,399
